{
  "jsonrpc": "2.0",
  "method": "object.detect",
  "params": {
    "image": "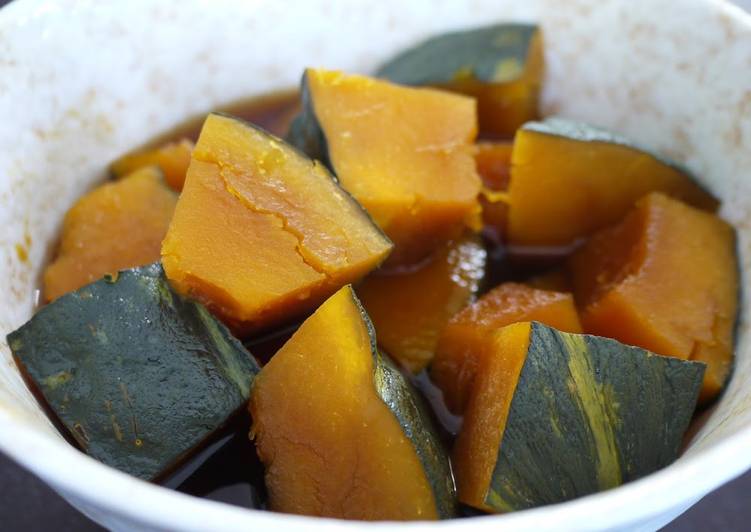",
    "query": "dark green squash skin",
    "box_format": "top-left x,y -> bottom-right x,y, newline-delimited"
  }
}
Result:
376,23 -> 539,86
485,322 -> 705,512
7,263 -> 260,480
351,290 -> 458,519
522,118 -> 718,206
285,71 -> 332,170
